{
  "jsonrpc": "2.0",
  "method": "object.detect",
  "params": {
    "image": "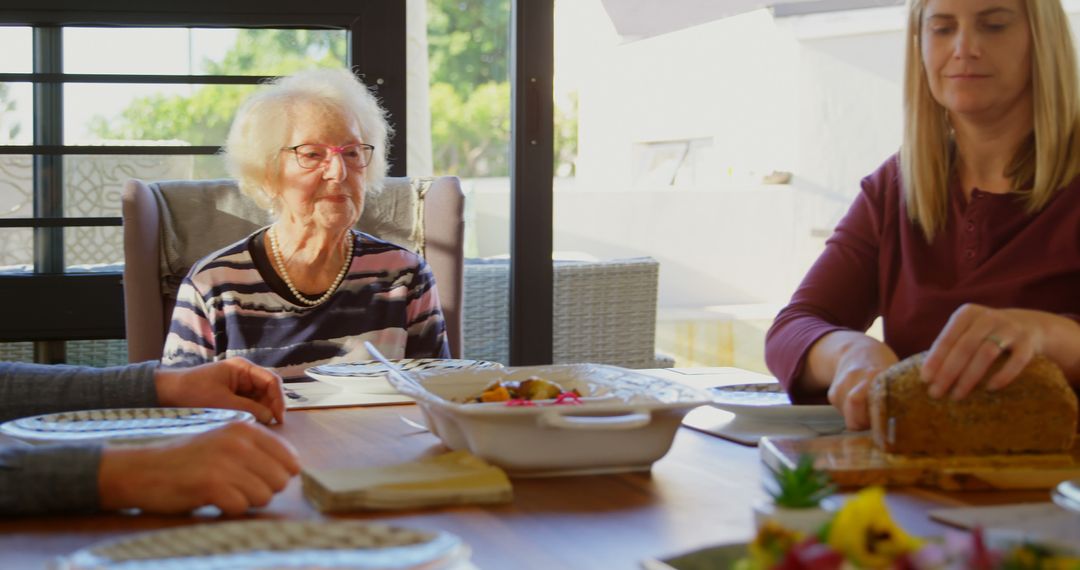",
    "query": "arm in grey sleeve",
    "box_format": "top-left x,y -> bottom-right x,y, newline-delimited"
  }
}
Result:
0,444 -> 102,515
0,361 -> 159,423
